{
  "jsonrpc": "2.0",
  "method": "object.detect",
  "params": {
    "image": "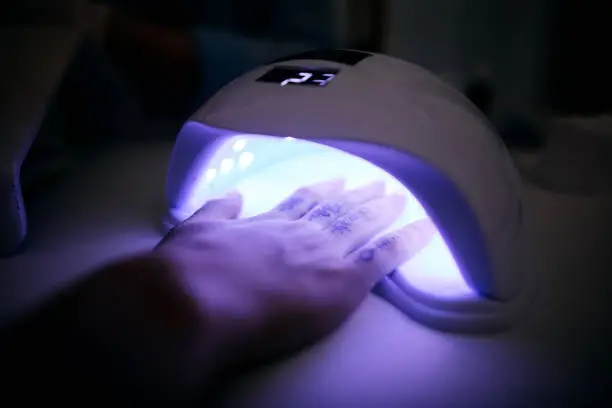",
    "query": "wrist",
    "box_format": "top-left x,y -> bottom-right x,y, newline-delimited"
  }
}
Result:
75,253 -> 225,400
151,251 -> 253,378
142,253 -> 249,383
